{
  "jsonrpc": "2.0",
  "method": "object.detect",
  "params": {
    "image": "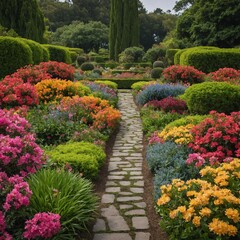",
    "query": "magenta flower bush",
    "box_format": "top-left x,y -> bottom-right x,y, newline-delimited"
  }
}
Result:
23,212 -> 61,239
